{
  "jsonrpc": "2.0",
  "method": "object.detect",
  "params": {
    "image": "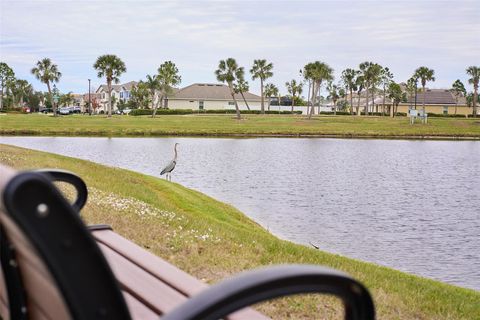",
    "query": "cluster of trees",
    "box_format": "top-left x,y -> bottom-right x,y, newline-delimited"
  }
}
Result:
1,56 -> 478,120
0,62 -> 43,111
214,58 -> 479,120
